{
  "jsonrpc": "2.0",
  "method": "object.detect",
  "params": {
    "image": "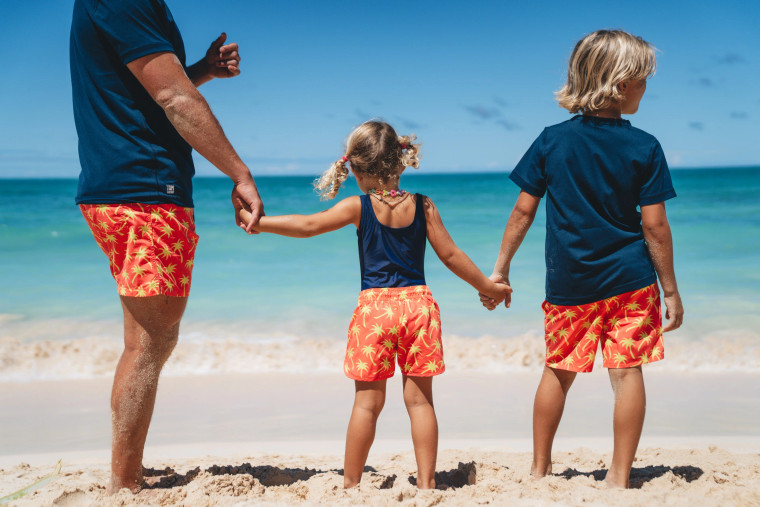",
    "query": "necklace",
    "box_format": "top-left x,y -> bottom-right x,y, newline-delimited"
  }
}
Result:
368,188 -> 406,198
367,188 -> 409,204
